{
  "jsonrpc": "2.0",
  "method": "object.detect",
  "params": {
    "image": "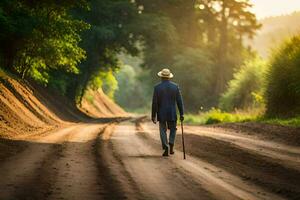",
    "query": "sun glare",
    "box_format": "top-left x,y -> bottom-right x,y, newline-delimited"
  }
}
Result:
250,0 -> 300,18
199,4 -> 205,10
